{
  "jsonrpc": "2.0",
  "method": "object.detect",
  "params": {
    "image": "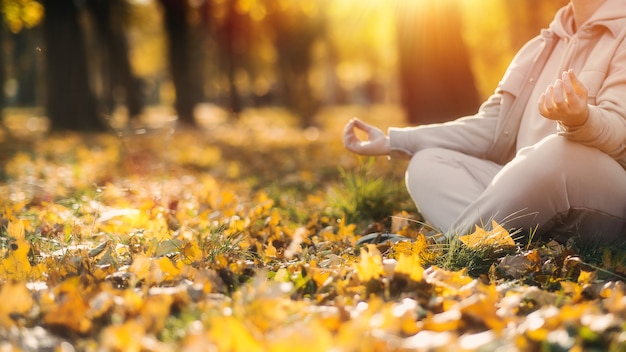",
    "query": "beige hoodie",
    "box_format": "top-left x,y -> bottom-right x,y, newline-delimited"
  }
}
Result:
389,0 -> 626,168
